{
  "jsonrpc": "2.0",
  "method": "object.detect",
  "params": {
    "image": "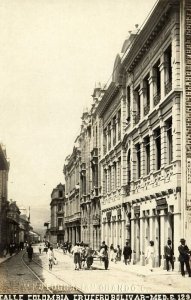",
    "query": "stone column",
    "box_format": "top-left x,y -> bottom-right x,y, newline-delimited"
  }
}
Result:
149,68 -> 156,110
139,83 -> 145,120
159,209 -> 166,269
131,213 -> 135,264
159,53 -> 166,101
140,211 -> 145,265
